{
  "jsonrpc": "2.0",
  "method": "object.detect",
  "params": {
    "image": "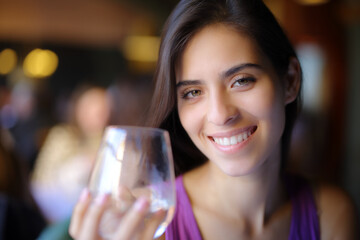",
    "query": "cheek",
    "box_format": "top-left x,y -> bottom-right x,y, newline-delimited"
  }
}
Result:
263,91 -> 286,143
178,103 -> 203,137
178,105 -> 192,133
243,82 -> 286,133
